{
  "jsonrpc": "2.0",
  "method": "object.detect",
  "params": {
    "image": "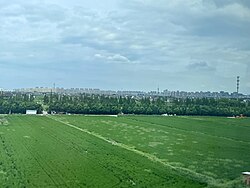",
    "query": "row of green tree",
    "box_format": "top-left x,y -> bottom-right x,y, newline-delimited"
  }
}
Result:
44,94 -> 250,116
0,94 -> 42,114
0,93 -> 249,116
